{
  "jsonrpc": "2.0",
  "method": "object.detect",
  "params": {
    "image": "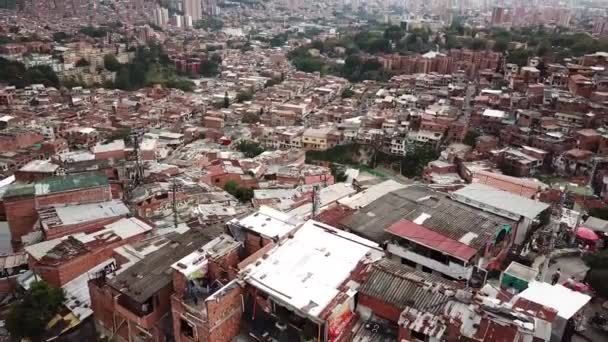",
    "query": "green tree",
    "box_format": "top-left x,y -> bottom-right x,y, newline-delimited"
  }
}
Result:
6,281 -> 65,341
223,181 -> 253,202
103,54 -> 121,72
507,49 -> 531,67
223,91 -> 230,108
588,207 -> 608,220
493,38 -> 509,53
341,88 -> 354,98
242,112 -> 261,124
236,91 -> 253,103
583,250 -> 608,298
292,56 -> 324,73
114,66 -> 133,90
52,31 -> 69,42
79,25 -> 108,38
399,145 -> 440,178
224,180 -> 239,195
236,140 -> 265,158
463,130 -> 480,147
270,33 -> 288,47
235,187 -> 254,202
75,58 -> 90,67
200,54 -> 221,77
384,25 -> 405,42
330,163 -> 347,182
